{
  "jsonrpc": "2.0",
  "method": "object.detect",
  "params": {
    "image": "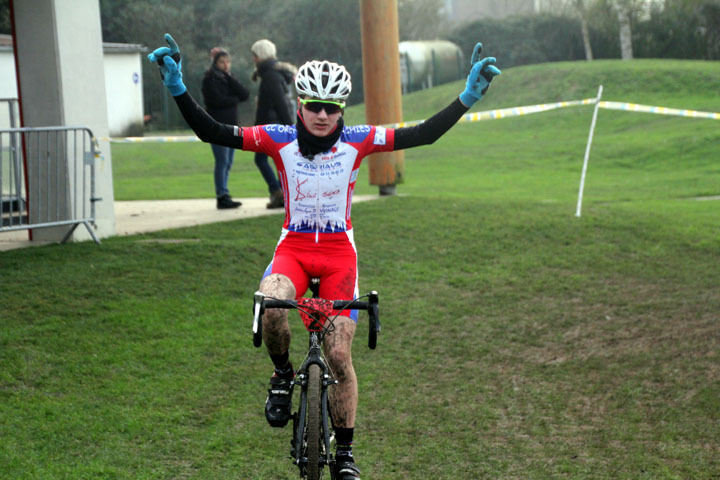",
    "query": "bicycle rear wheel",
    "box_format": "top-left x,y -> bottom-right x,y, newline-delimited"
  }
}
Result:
305,364 -> 323,479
